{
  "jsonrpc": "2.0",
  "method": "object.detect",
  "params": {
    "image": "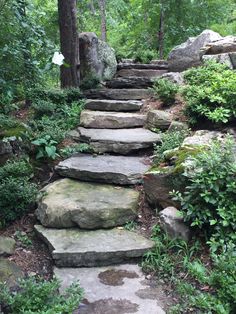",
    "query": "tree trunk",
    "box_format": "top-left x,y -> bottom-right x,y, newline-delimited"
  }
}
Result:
58,0 -> 79,88
99,0 -> 107,42
158,4 -> 164,59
